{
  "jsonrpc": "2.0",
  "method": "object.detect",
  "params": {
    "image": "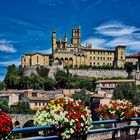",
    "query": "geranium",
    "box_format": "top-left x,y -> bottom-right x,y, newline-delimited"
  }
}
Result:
0,111 -> 13,139
97,99 -> 137,121
34,97 -> 92,139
